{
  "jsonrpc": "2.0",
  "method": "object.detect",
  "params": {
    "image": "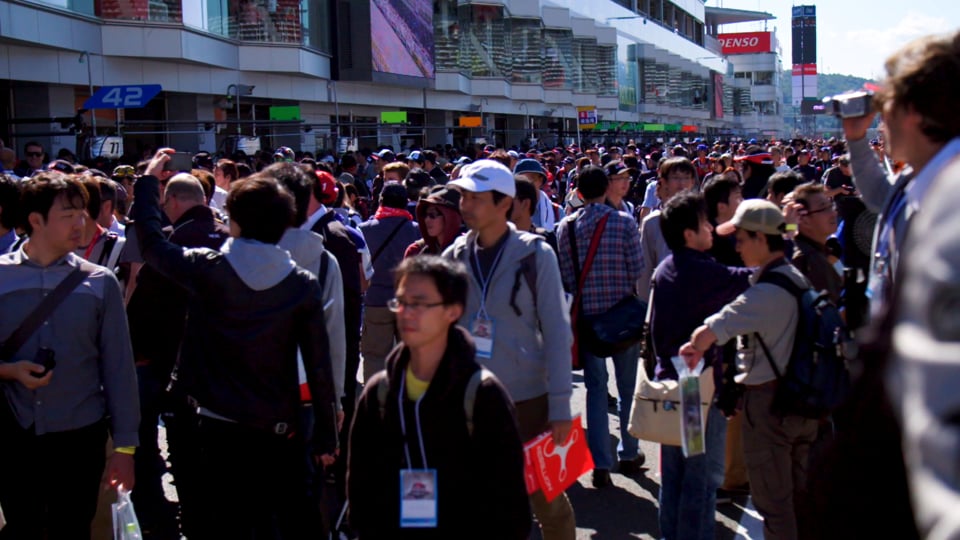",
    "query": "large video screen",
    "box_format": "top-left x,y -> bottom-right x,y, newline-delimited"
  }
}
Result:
370,0 -> 435,78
